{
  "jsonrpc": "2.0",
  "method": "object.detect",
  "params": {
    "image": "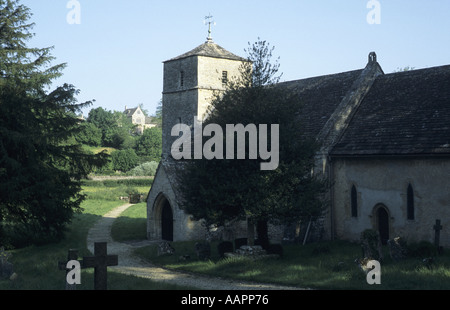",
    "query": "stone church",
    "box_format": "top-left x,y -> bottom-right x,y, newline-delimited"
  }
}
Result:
146,37 -> 450,247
